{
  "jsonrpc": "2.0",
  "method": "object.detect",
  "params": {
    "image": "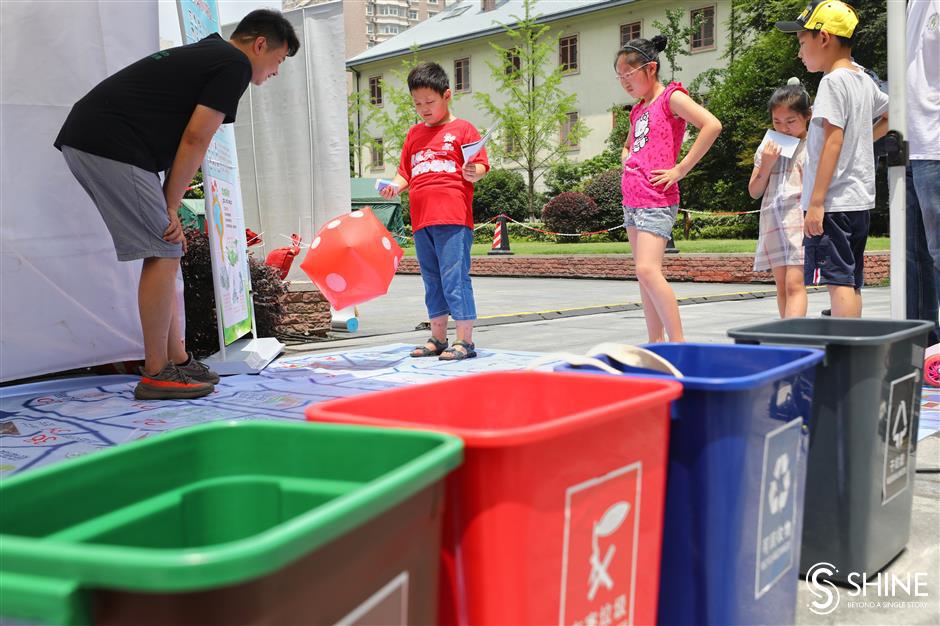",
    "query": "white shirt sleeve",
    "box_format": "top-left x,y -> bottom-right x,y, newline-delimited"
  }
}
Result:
812,74 -> 849,129
872,83 -> 889,118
